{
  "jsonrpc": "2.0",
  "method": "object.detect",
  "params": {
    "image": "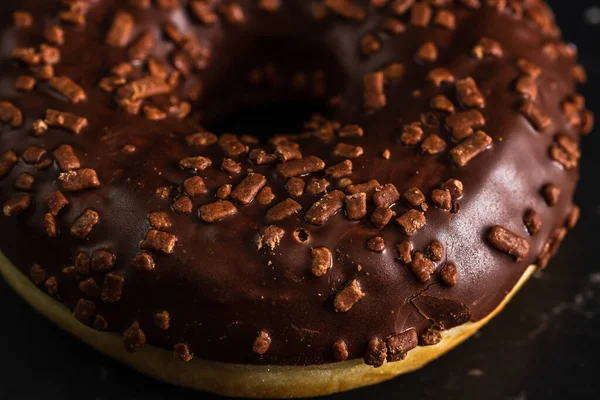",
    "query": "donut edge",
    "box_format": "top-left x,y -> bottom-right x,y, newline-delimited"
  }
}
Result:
0,251 -> 535,398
